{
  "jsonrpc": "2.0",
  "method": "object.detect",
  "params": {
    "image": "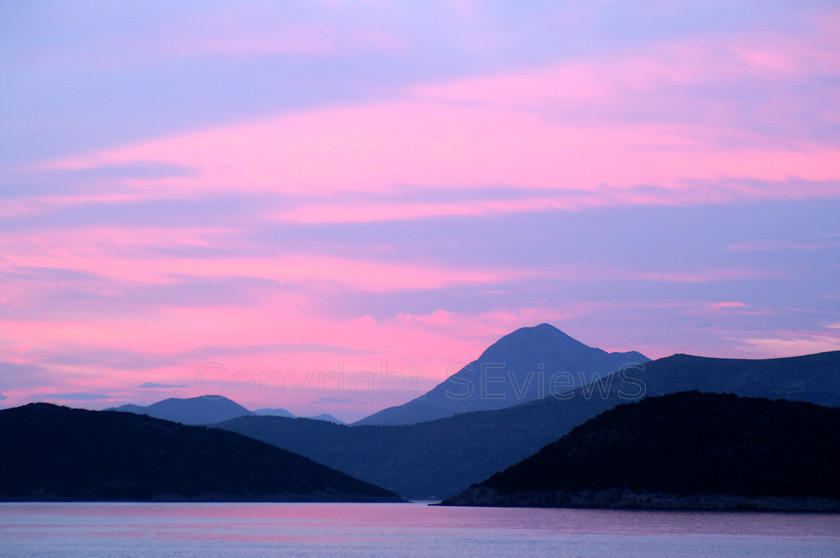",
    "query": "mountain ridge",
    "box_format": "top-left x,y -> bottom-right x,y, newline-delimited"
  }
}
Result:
217,349 -> 840,499
111,395 -> 345,425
